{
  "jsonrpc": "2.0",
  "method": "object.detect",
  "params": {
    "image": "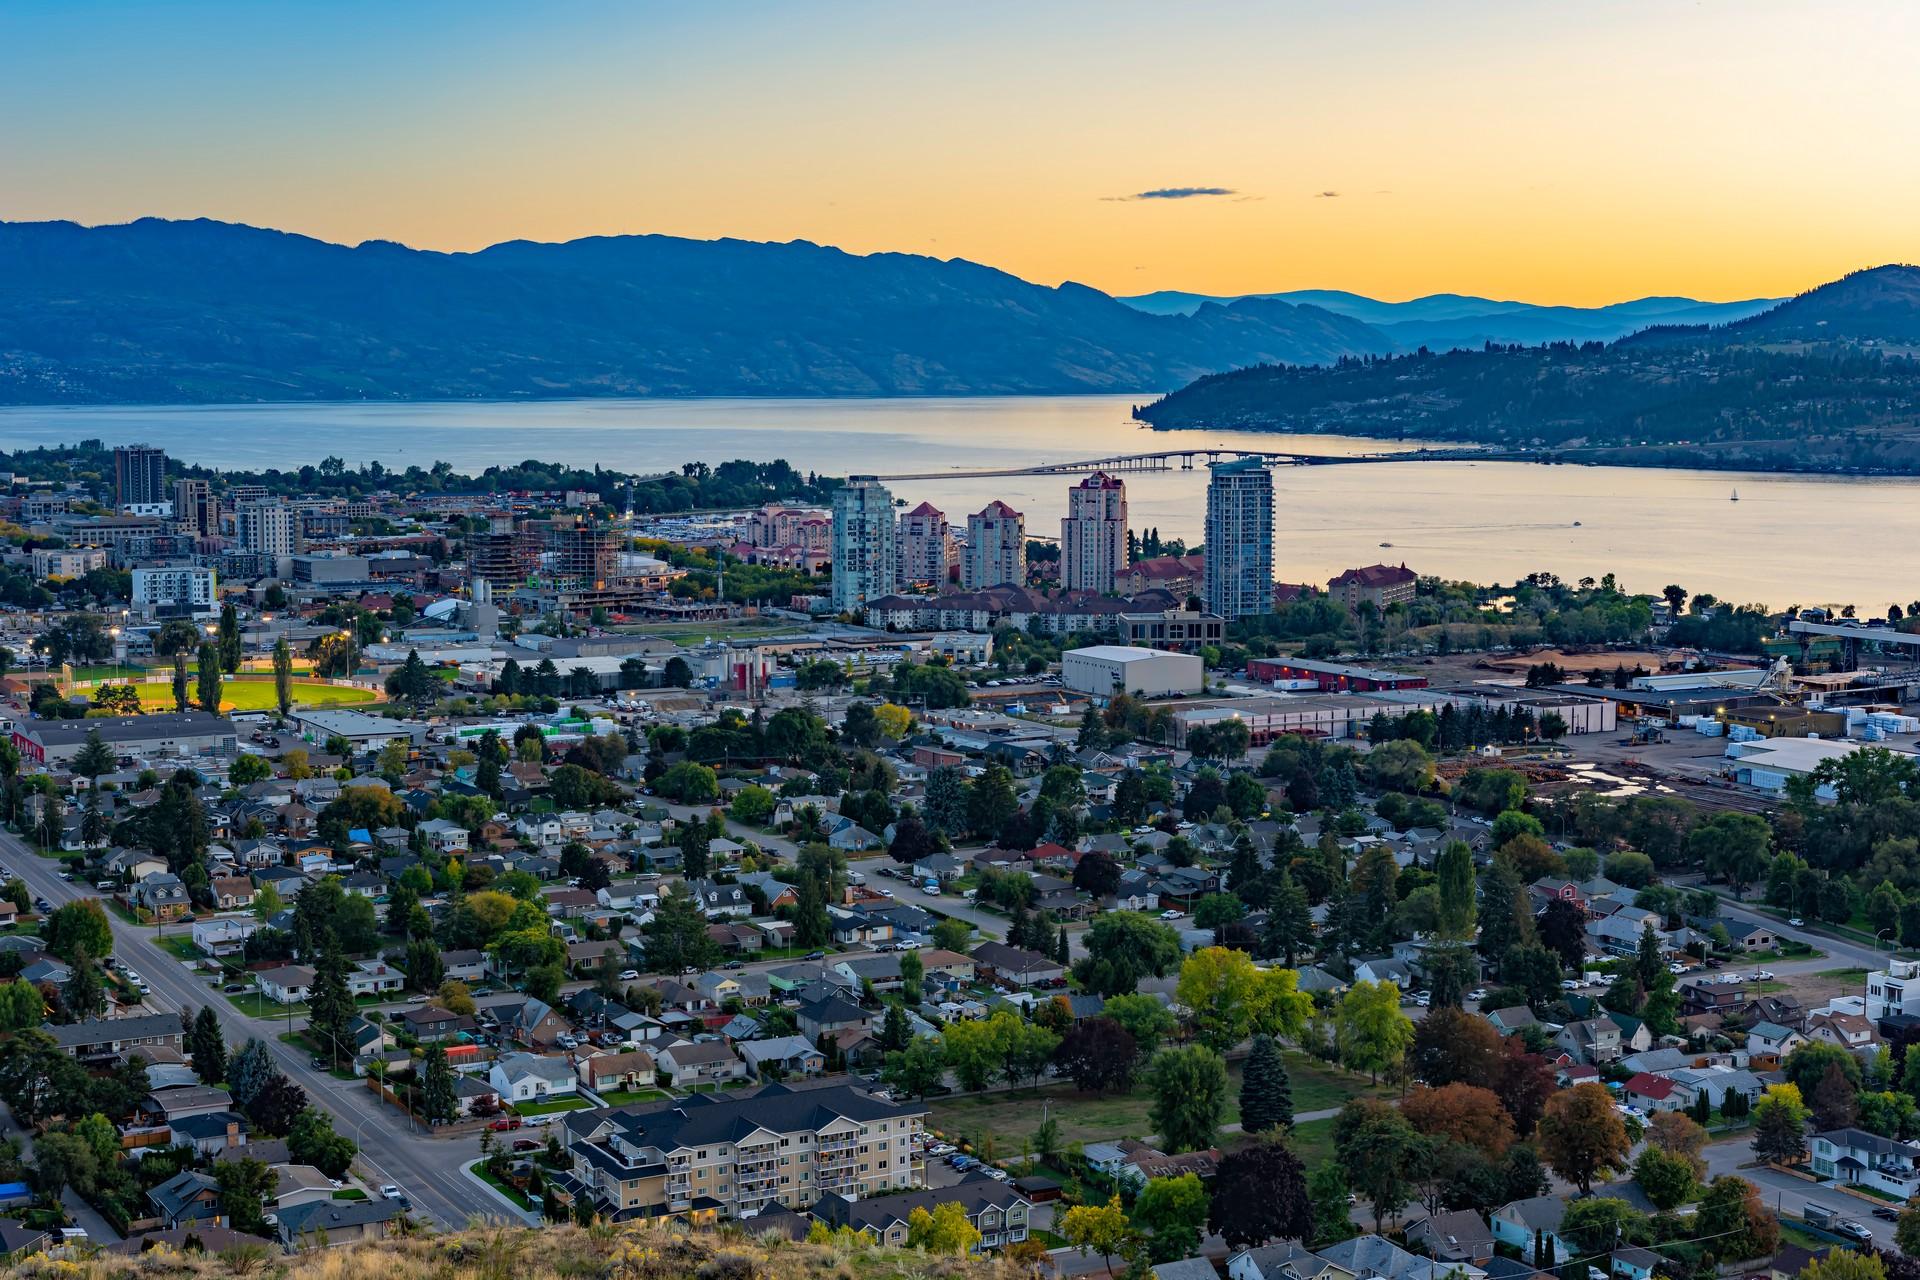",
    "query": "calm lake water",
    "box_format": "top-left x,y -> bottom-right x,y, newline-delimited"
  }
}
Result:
1,395 -> 1913,610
